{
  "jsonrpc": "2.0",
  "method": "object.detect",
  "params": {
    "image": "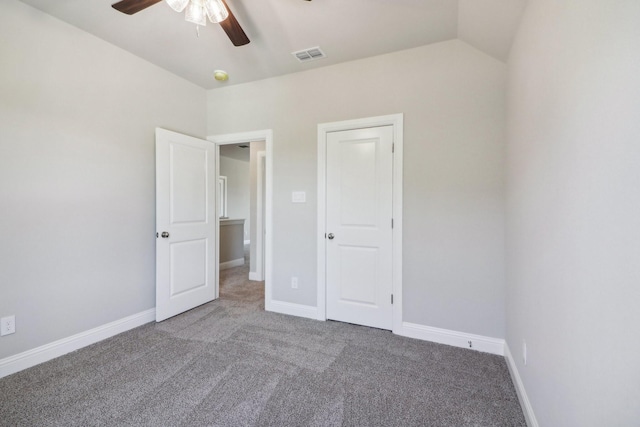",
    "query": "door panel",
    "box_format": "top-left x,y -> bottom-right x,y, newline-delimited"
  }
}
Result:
170,143 -> 208,224
170,239 -> 207,296
339,140 -> 377,226
156,128 -> 216,322
338,245 -> 378,305
326,126 -> 393,330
